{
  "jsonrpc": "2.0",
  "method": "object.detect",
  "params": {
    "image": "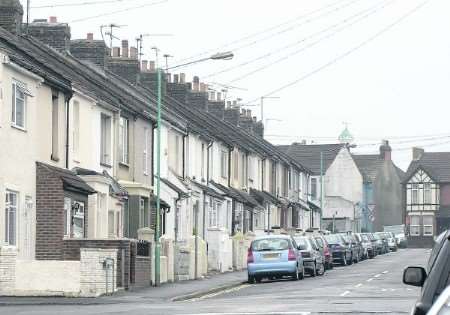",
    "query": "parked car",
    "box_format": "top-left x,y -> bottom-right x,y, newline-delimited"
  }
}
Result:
356,233 -> 372,259
314,234 -> 333,270
366,233 -> 379,257
426,285 -> 450,315
294,236 -> 325,277
339,233 -> 360,263
247,235 -> 305,283
324,234 -> 352,266
374,233 -> 387,254
387,232 -> 398,252
395,232 -> 408,248
350,233 -> 364,261
403,229 -> 450,315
